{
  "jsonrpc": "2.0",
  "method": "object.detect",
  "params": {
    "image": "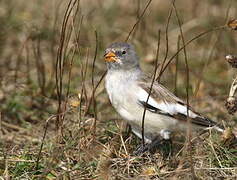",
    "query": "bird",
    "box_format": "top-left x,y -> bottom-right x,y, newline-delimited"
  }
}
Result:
104,42 -> 224,154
